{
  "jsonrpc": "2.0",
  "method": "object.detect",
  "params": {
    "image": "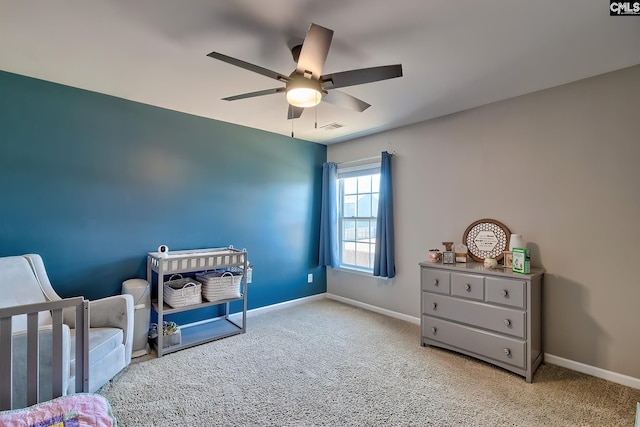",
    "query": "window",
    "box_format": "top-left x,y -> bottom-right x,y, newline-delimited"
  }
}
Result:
337,164 -> 380,271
